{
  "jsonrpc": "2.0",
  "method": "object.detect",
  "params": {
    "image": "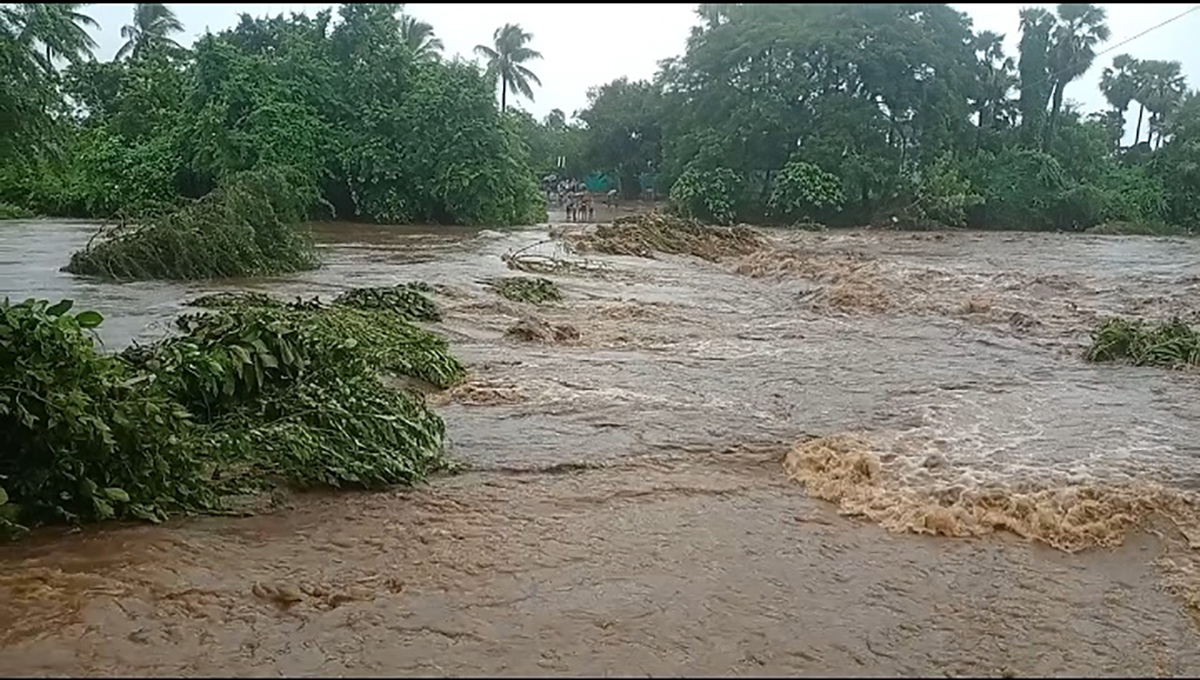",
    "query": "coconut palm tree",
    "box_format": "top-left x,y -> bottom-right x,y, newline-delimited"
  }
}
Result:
115,3 -> 183,61
399,14 -> 442,63
1046,3 -> 1110,141
474,23 -> 542,113
12,3 -> 98,74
